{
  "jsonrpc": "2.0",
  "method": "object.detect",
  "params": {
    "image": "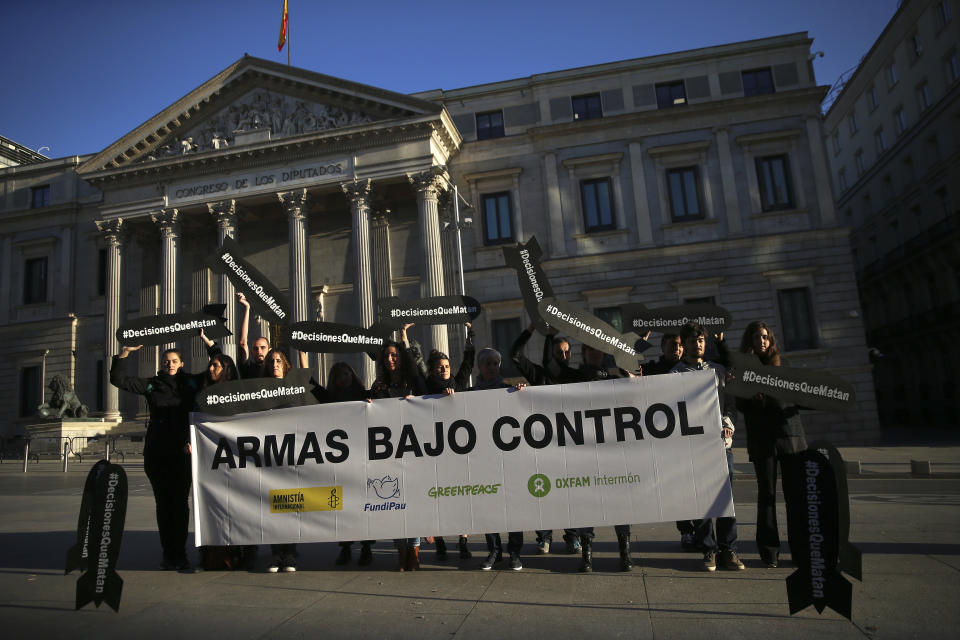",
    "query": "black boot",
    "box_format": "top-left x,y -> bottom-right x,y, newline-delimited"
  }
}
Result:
335,543 -> 351,565
618,533 -> 634,572
358,542 -> 373,566
459,536 -> 472,559
578,536 -> 592,572
435,537 -> 448,561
